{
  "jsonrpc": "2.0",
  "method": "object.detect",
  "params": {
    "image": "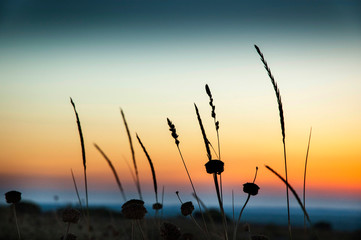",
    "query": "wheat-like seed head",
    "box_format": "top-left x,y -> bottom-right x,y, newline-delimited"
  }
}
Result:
254,45 -> 285,143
